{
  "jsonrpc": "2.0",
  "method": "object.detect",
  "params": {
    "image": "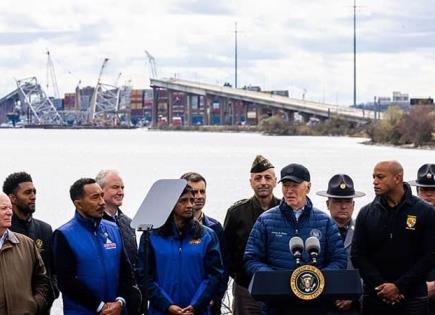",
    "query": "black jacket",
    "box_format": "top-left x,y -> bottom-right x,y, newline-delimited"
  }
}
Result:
223,195 -> 280,287
351,183 -> 435,297
103,209 -> 138,273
